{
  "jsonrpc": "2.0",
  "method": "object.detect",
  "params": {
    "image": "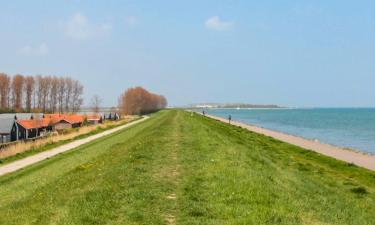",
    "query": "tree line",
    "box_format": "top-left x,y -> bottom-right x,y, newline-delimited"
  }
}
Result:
118,87 -> 167,115
0,73 -> 84,113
